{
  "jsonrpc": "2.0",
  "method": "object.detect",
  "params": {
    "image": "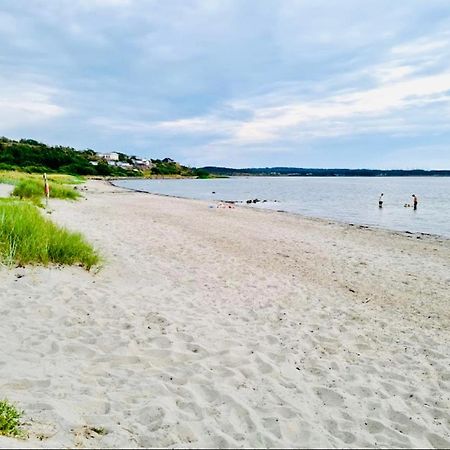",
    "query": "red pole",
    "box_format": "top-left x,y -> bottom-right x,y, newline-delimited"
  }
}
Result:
43,173 -> 50,207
